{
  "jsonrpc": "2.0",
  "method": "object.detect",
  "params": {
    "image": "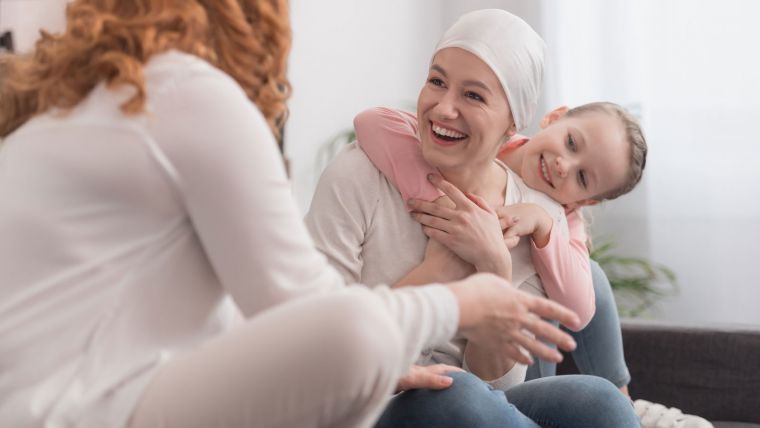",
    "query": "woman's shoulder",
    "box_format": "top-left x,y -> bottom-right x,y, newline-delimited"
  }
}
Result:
143,50 -> 251,115
143,50 -> 270,142
319,142 -> 384,188
144,50 -> 233,89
